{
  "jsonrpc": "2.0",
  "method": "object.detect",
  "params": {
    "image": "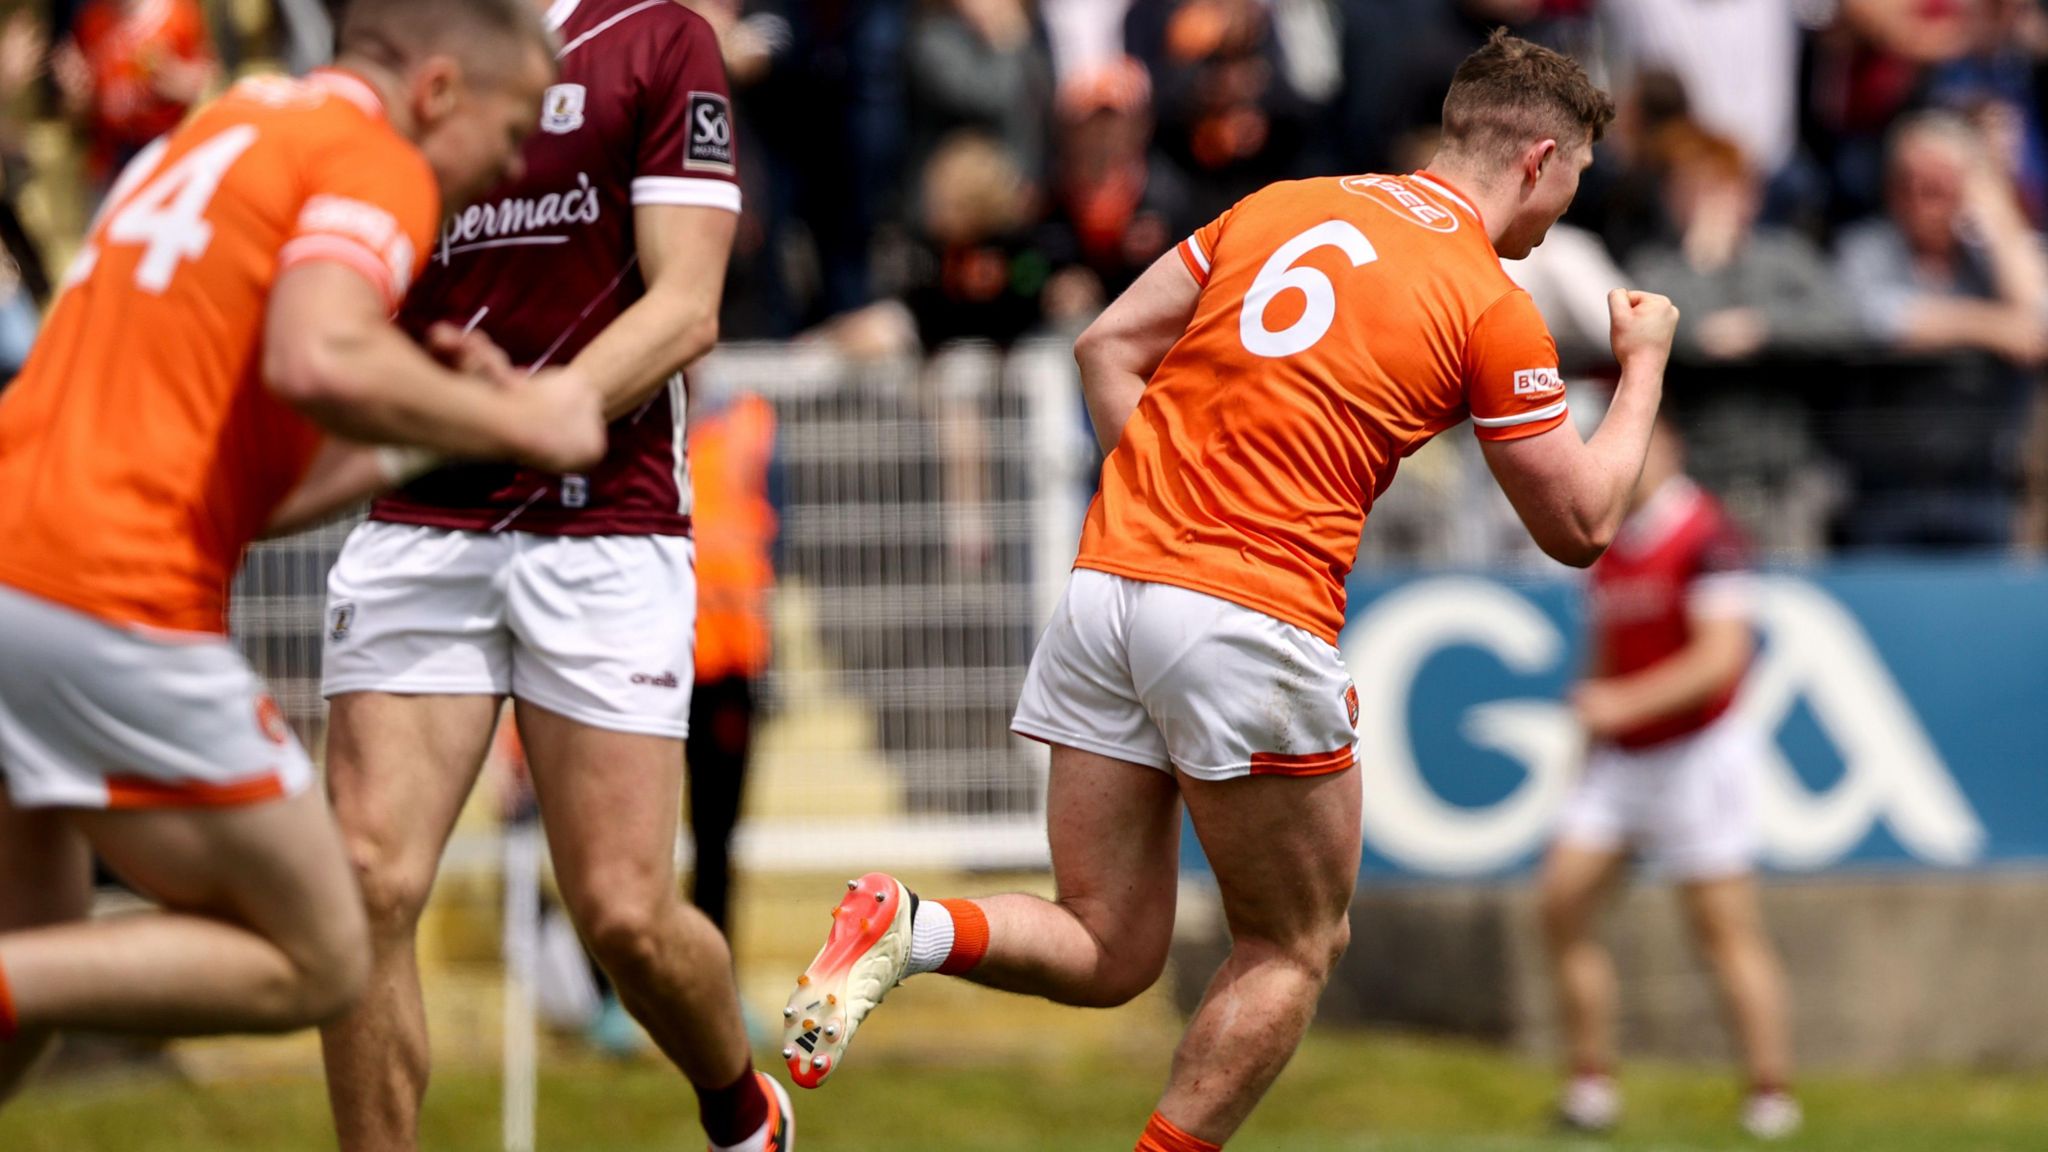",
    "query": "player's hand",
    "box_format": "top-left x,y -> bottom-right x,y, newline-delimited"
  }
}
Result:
425,321 -> 517,385
1608,289 -> 1679,374
512,368 -> 606,473
1570,680 -> 1638,741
